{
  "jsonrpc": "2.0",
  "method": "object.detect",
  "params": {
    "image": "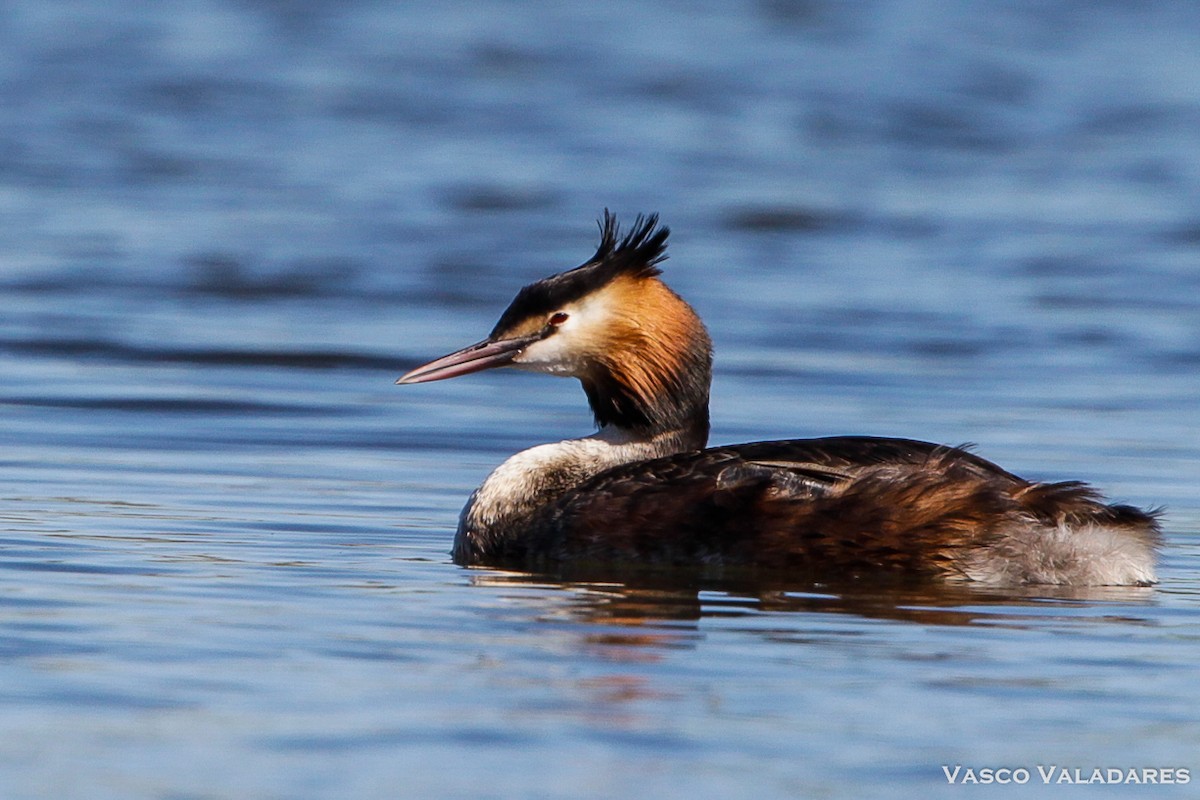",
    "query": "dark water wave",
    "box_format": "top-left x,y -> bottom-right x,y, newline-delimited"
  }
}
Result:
0,337 -> 398,370
1,396 -> 317,414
